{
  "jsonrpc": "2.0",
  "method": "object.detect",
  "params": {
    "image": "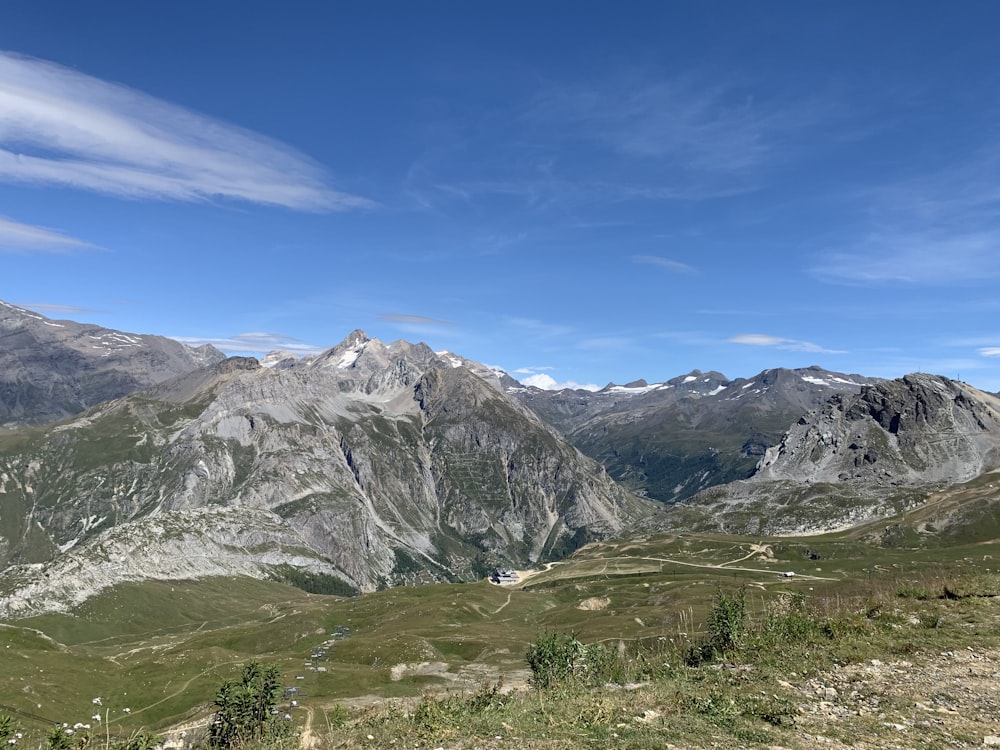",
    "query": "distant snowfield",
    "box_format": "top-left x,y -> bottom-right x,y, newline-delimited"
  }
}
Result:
801,375 -> 863,388
606,383 -> 667,395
